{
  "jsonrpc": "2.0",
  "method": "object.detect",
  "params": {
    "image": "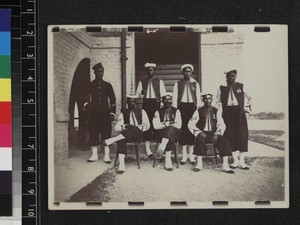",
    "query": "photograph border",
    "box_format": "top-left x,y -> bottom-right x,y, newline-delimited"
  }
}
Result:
47,24 -> 289,210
